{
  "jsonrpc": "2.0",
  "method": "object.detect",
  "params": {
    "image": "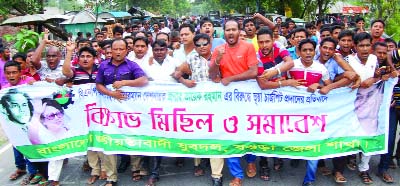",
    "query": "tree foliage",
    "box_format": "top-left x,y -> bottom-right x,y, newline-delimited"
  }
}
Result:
0,0 -> 44,17
108,0 -> 191,17
352,0 -> 400,40
3,29 -> 43,53
190,0 -> 335,20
